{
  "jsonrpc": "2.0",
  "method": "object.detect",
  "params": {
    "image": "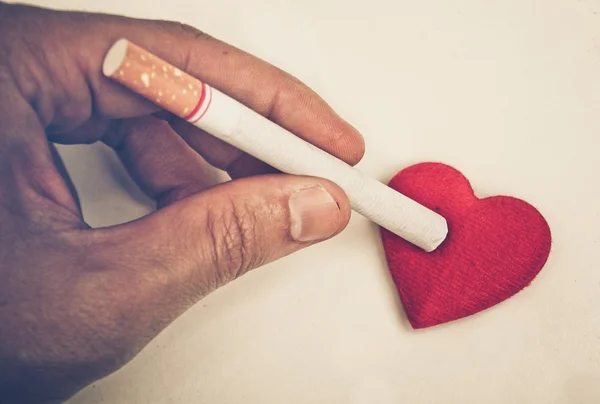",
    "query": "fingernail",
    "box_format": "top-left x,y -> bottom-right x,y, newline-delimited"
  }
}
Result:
289,186 -> 341,242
